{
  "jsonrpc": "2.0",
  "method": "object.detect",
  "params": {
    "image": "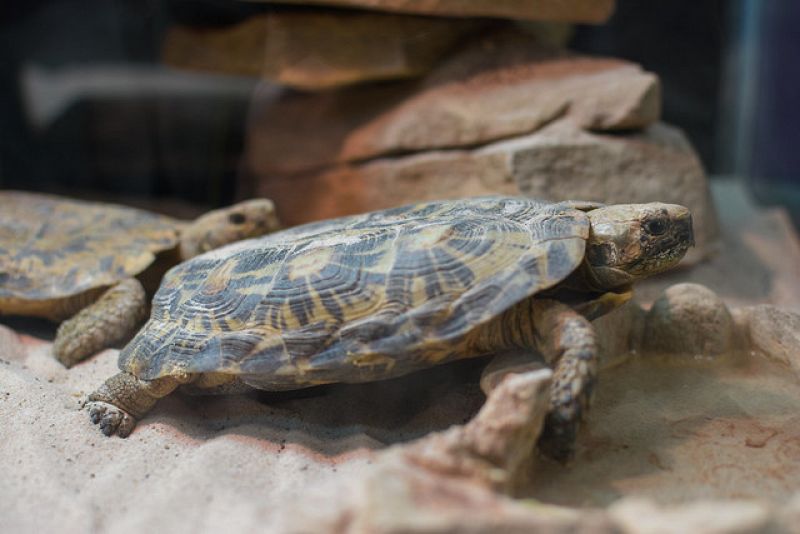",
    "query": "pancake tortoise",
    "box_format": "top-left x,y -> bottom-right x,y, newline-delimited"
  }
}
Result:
87,196 -> 693,460
0,191 -> 280,367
